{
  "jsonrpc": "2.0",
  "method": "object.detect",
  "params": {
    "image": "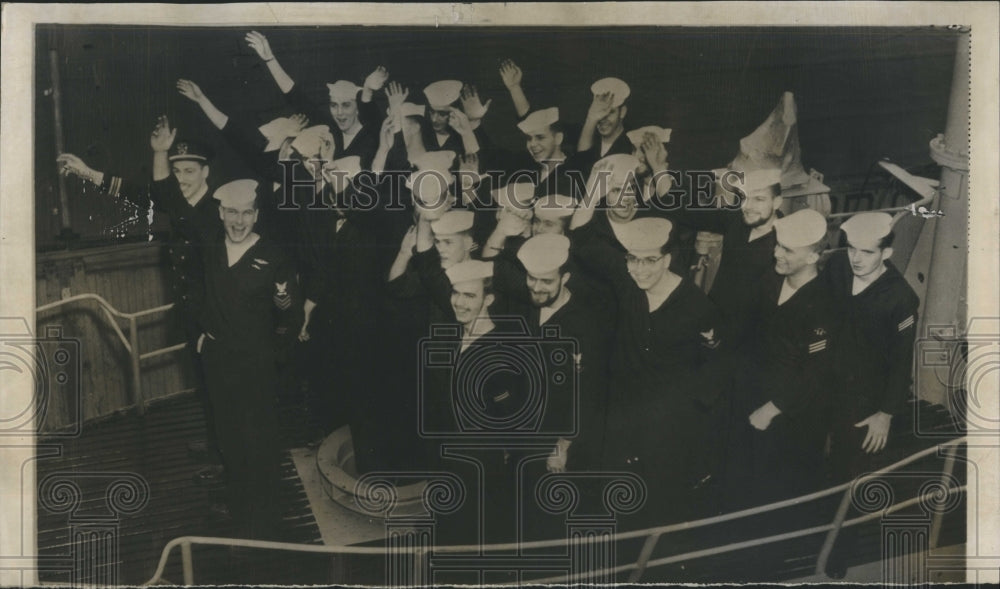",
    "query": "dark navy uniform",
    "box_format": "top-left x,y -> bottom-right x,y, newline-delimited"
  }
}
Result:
199,234 -> 302,539
570,223 -> 726,525
822,250 -> 920,479
733,271 -> 839,505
